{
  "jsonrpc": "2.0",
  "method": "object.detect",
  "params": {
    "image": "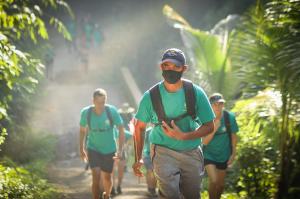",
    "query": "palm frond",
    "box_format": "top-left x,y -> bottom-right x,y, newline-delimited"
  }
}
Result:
163,4 -> 240,98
